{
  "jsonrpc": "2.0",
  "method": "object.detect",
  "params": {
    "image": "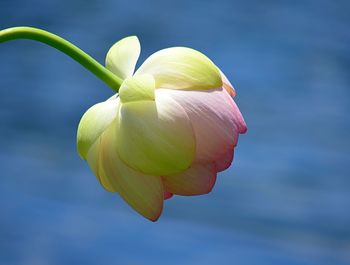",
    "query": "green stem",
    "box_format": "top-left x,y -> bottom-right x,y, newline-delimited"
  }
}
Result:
0,26 -> 122,92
